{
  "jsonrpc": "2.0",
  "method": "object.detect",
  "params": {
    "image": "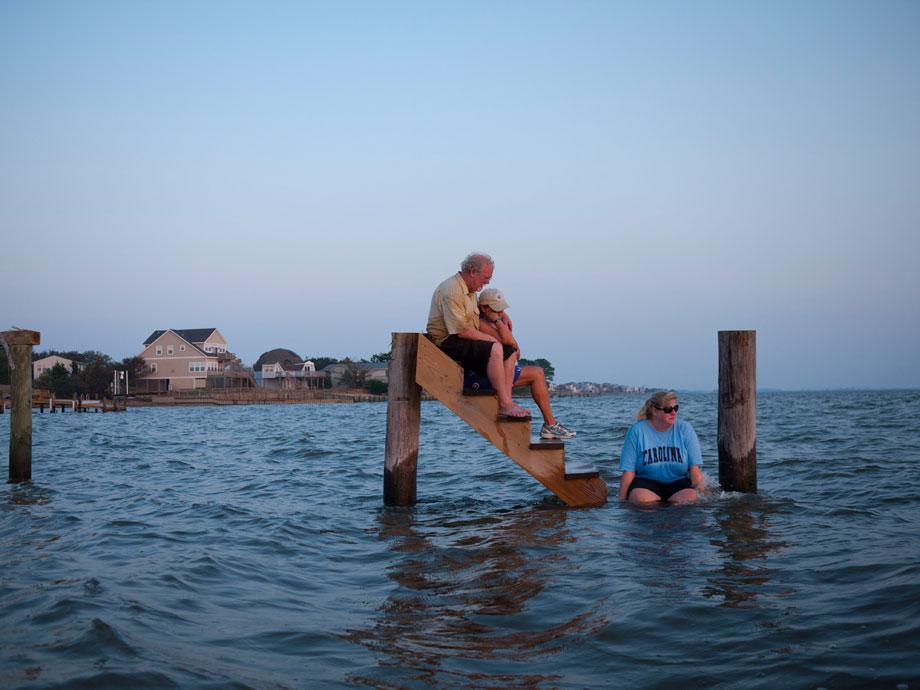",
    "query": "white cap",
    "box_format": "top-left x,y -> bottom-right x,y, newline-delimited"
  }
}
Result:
479,288 -> 510,312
